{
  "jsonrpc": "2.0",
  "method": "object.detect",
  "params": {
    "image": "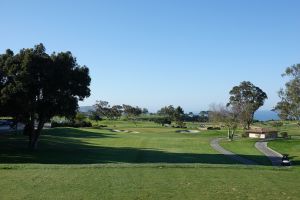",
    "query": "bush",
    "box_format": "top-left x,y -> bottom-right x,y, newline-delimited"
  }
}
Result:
280,132 -> 289,139
51,121 -> 92,128
153,118 -> 171,126
207,127 -> 221,130
271,121 -> 283,127
242,132 -> 249,138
